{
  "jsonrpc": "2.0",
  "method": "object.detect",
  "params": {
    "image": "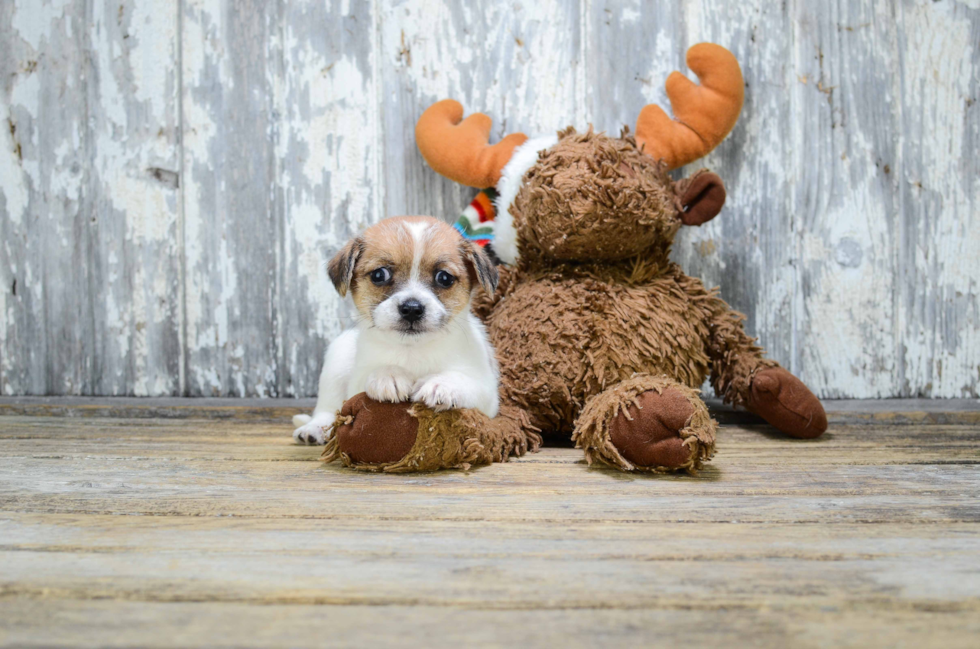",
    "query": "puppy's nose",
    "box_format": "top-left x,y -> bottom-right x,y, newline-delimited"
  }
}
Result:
398,299 -> 425,323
